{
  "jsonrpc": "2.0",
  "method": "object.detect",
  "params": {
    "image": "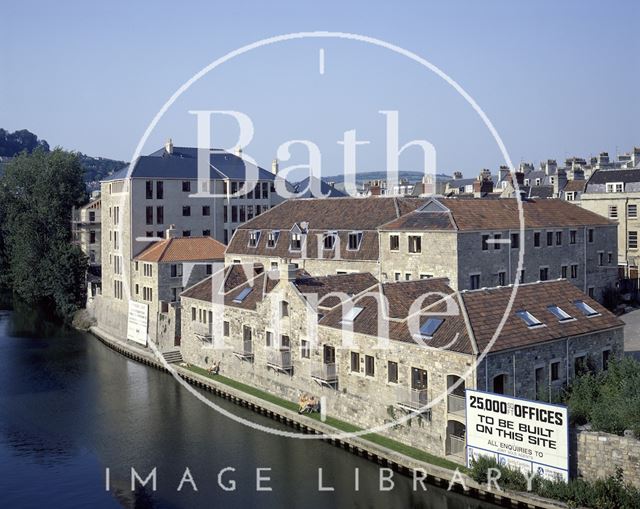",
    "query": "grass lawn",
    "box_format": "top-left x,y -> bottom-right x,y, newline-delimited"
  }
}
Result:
183,365 -> 463,471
